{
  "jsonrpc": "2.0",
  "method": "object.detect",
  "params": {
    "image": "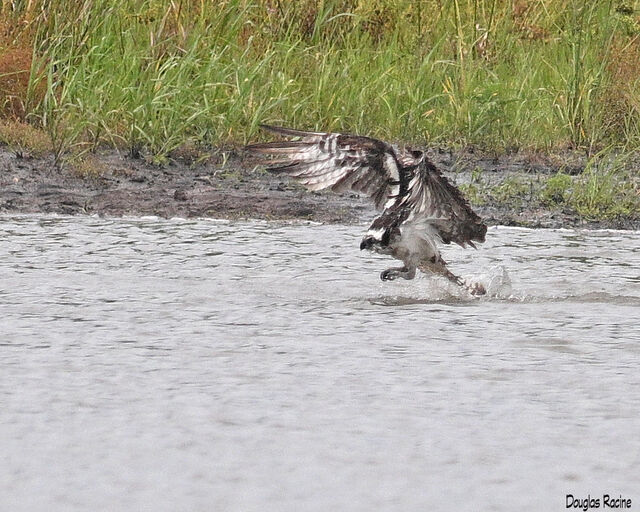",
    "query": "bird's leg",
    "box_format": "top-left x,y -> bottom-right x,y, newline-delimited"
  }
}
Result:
380,264 -> 416,281
418,259 -> 486,295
